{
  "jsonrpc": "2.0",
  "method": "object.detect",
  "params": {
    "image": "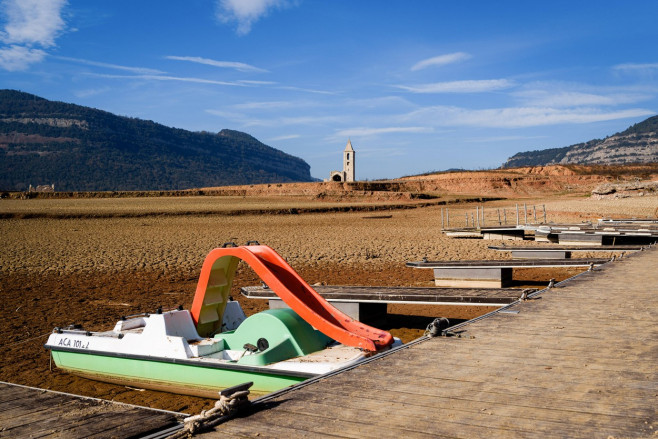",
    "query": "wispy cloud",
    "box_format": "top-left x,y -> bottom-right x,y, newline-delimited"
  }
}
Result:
233,100 -> 301,110
277,85 -> 337,95
215,0 -> 292,36
612,62 -> 658,79
515,90 -> 652,108
87,73 -> 248,87
238,79 -> 276,85
411,52 -> 471,71
165,55 -> 268,73
268,134 -> 300,141
205,109 -> 245,120
275,115 -> 343,126
73,86 -> 112,98
334,126 -> 433,138
513,83 -> 653,107
0,44 -> 44,70
404,105 -> 654,128
0,0 -> 66,46
208,111 -> 344,128
55,56 -> 165,74
353,147 -> 407,158
344,96 -> 416,110
0,0 -> 67,71
613,62 -> 658,72
464,135 -> 547,143
396,79 -> 514,94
